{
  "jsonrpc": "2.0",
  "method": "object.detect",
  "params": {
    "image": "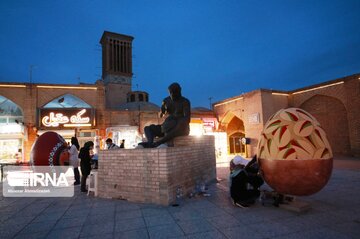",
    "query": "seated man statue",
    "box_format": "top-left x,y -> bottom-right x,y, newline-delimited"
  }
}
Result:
142,82 -> 191,148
